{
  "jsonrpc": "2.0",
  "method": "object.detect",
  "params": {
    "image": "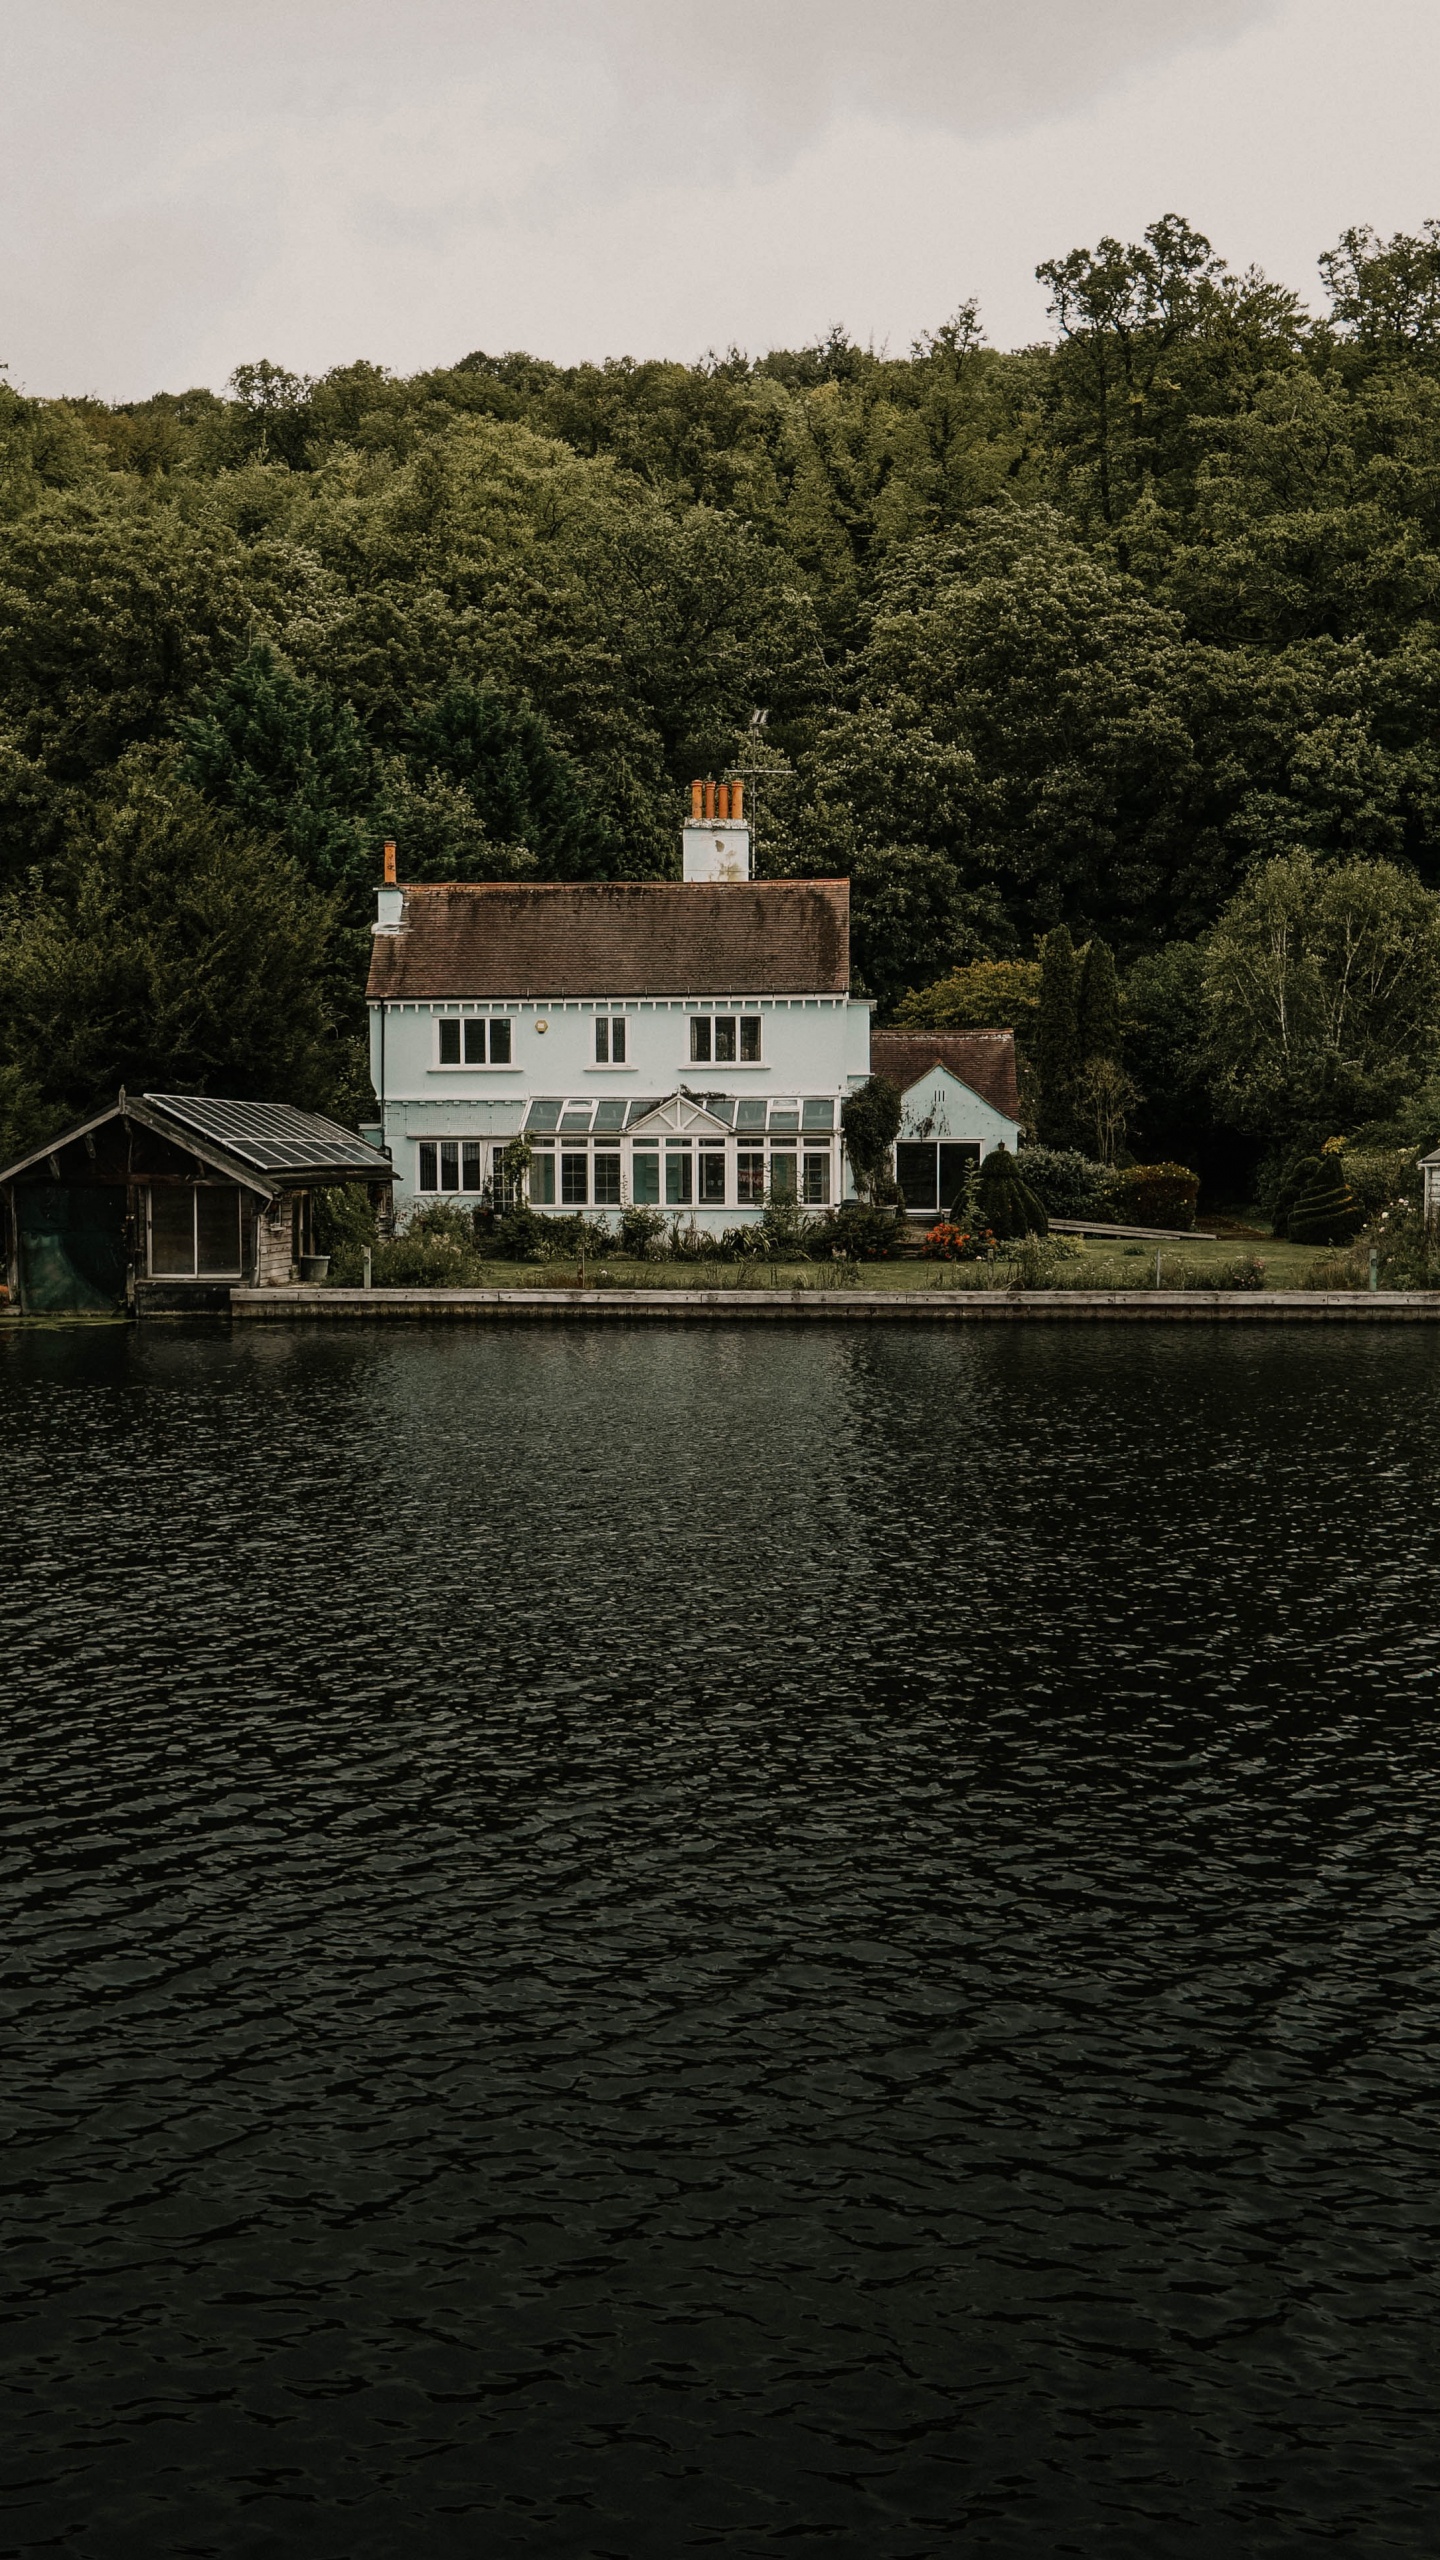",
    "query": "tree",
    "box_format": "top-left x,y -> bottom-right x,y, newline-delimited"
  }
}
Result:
1320,223 -> 1440,367
177,645 -> 375,909
893,959 -> 1041,1031
1036,925 -> 1083,1145
1077,935 -> 1121,1063
840,1075 -> 903,1200
1205,851 -> 1440,1137
0,758 -> 346,1122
